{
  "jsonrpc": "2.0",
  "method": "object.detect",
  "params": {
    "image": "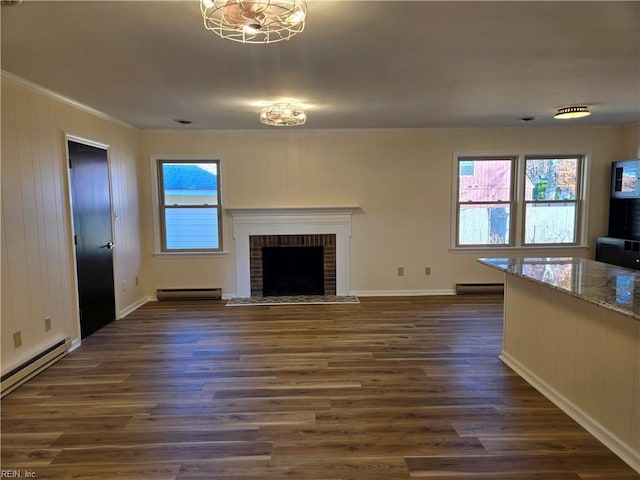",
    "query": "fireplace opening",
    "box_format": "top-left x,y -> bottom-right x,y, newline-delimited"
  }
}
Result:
262,246 -> 324,296
250,234 -> 336,297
